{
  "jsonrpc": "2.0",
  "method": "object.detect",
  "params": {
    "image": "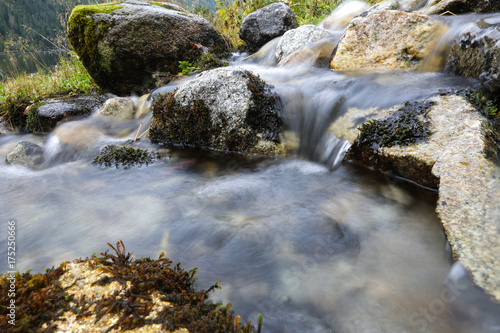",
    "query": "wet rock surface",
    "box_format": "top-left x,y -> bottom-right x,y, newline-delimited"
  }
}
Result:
338,95 -> 500,301
5,141 -> 44,169
330,10 -> 447,72
30,95 -> 105,133
447,15 -> 500,94
239,3 -> 298,52
277,37 -> 339,68
67,0 -> 229,95
150,67 -> 284,155
419,0 -> 500,15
